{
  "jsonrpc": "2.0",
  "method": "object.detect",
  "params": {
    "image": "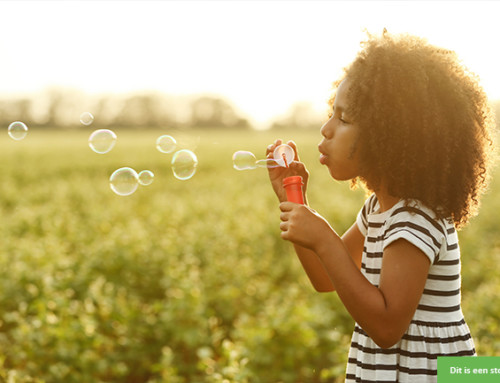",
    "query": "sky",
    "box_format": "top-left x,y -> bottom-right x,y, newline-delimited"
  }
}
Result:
1,0 -> 500,127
